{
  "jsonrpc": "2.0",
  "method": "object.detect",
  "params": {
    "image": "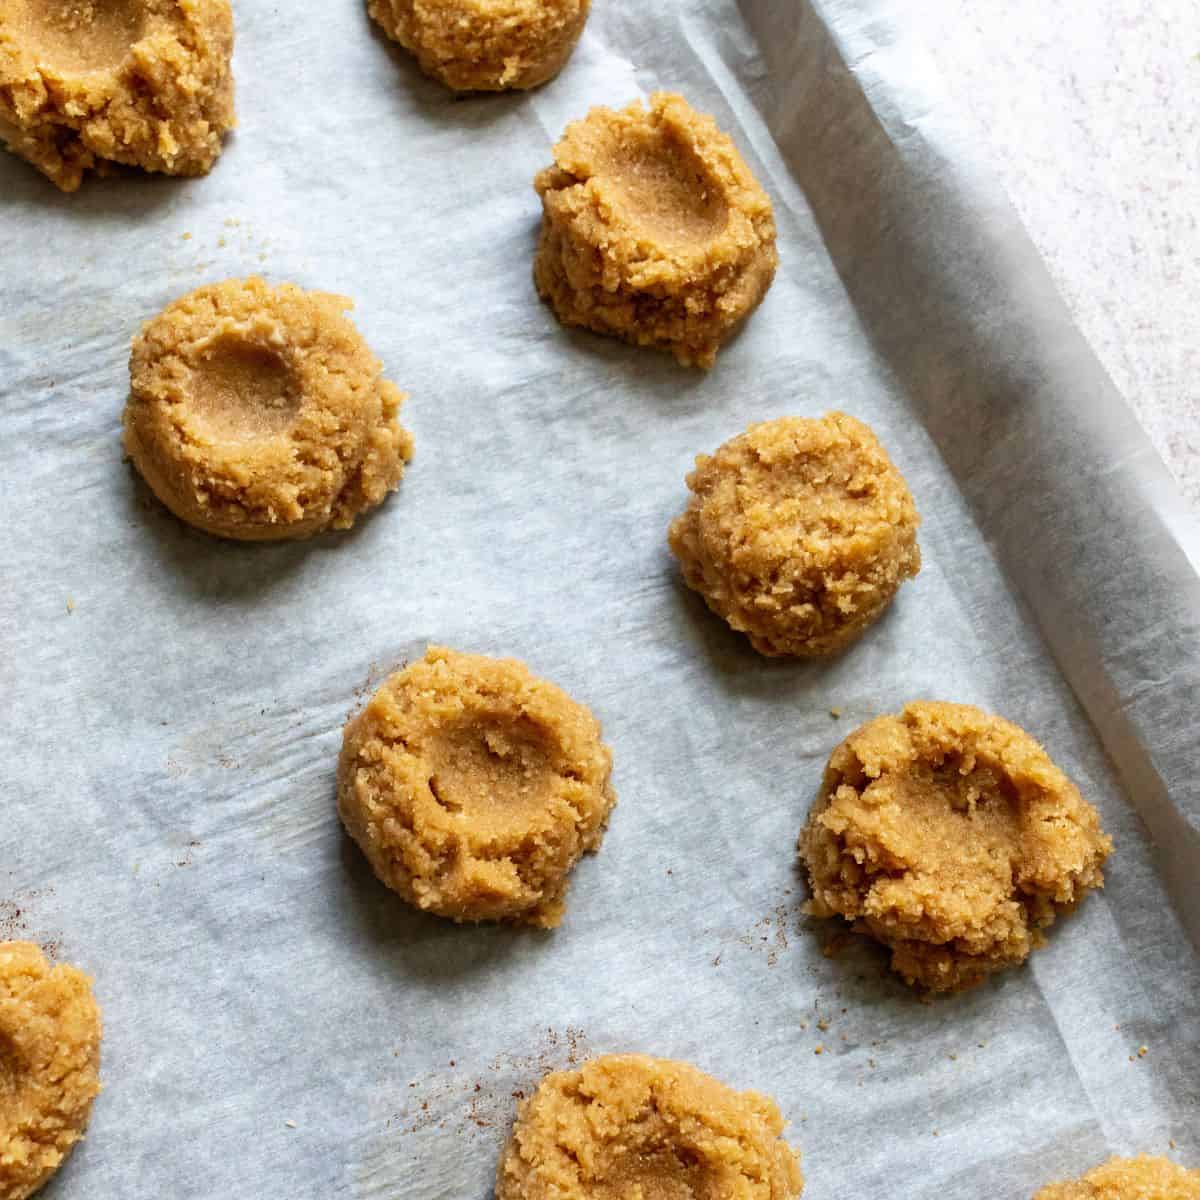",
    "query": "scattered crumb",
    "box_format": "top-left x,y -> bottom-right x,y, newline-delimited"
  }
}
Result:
66,597 -> 75,613
948,1053 -> 958,1061
932,1129 -> 940,1137
814,1045 -> 824,1055
1171,1140 -> 1177,1150
816,1018 -> 830,1032
224,218 -> 240,227
218,237 -> 228,247
285,1120 -> 296,1129
1138,1045 -> 1148,1058
181,232 -> 192,241
830,707 -> 842,718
